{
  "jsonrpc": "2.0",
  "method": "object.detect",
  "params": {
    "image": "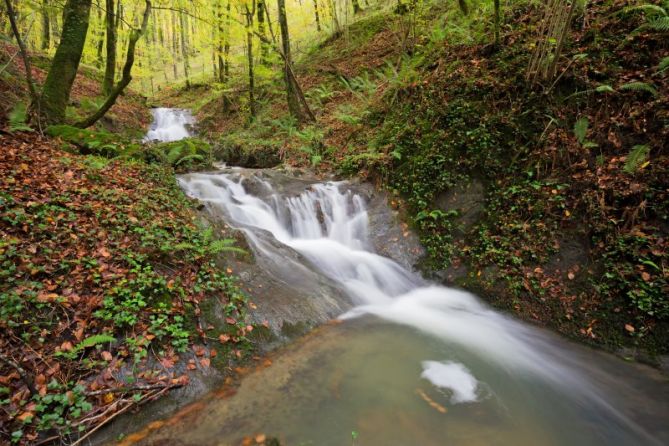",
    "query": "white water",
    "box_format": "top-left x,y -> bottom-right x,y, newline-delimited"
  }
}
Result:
144,108 -> 194,142
421,361 -> 481,404
179,171 -> 664,445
